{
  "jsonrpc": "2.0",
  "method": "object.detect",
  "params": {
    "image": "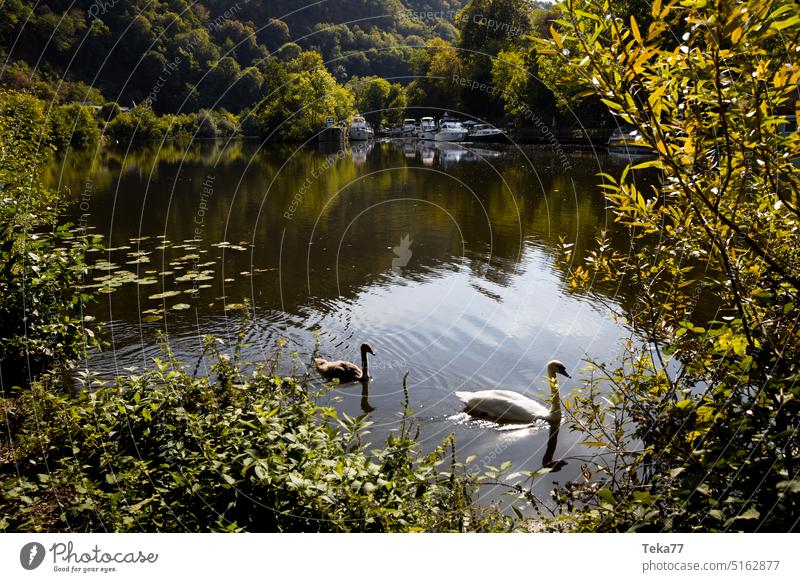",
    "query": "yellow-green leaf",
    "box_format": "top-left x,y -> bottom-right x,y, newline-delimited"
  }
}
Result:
651,0 -> 662,19
550,24 -> 563,49
771,16 -> 800,31
630,16 -> 642,43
